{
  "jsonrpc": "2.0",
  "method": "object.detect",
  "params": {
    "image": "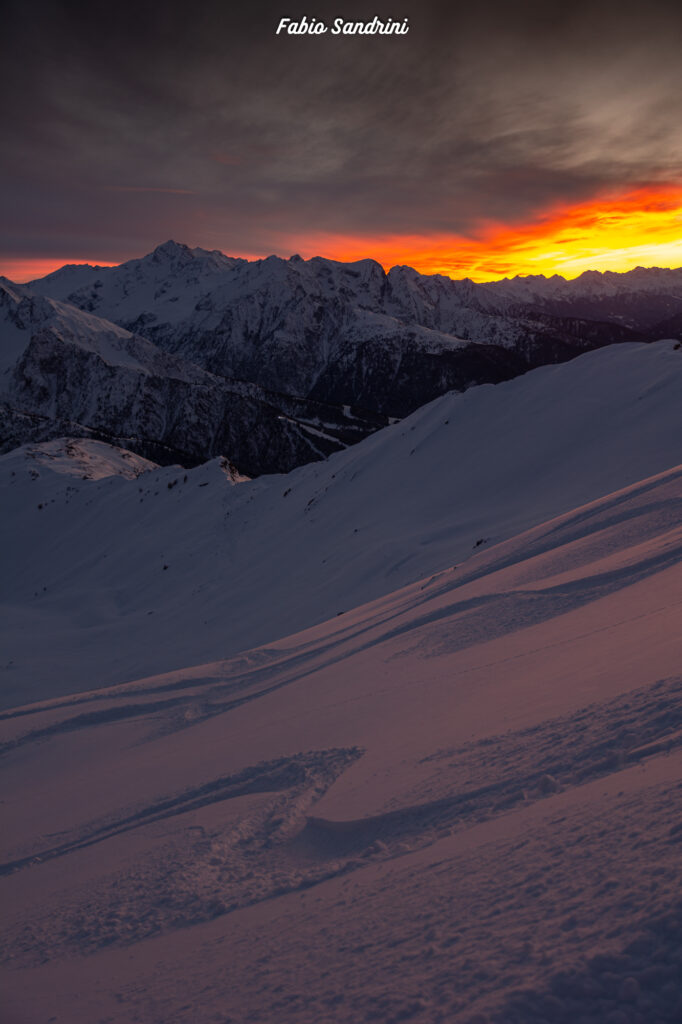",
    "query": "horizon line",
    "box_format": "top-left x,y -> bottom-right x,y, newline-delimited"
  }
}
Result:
2,243 -> 682,287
